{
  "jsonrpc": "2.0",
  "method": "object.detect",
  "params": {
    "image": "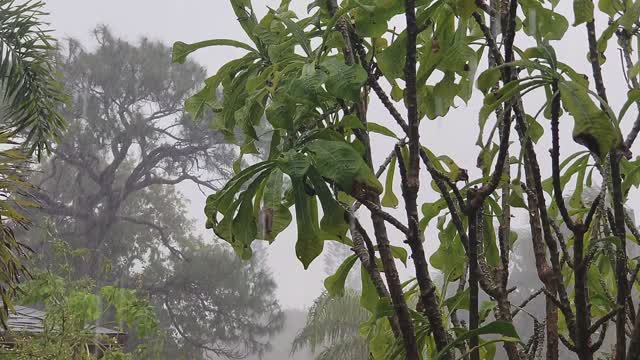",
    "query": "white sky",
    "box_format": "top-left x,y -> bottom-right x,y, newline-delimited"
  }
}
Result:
43,0 -> 640,309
